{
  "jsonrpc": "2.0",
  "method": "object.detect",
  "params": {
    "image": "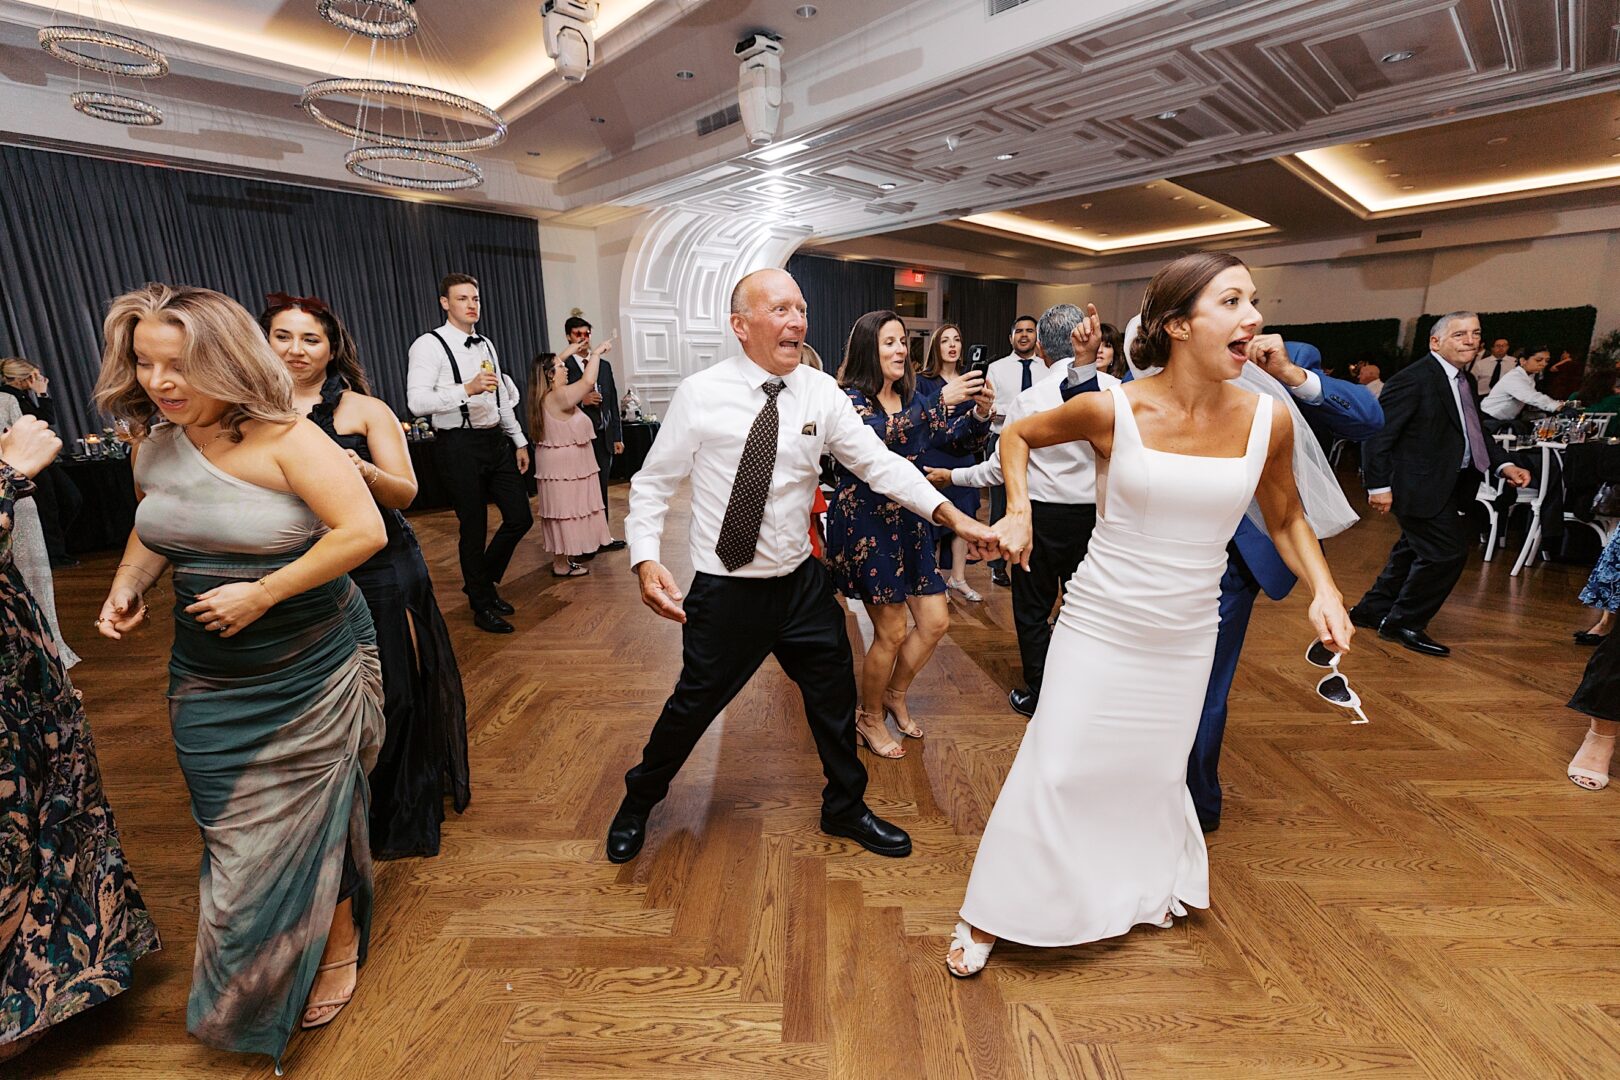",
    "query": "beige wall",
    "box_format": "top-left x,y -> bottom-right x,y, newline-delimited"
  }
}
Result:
1017,231 -> 1620,351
